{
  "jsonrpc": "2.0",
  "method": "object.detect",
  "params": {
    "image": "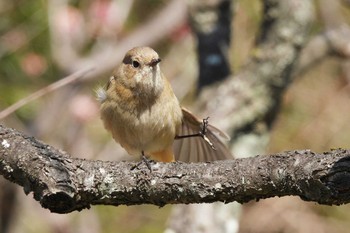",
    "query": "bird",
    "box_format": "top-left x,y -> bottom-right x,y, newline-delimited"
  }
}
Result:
96,46 -> 232,163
